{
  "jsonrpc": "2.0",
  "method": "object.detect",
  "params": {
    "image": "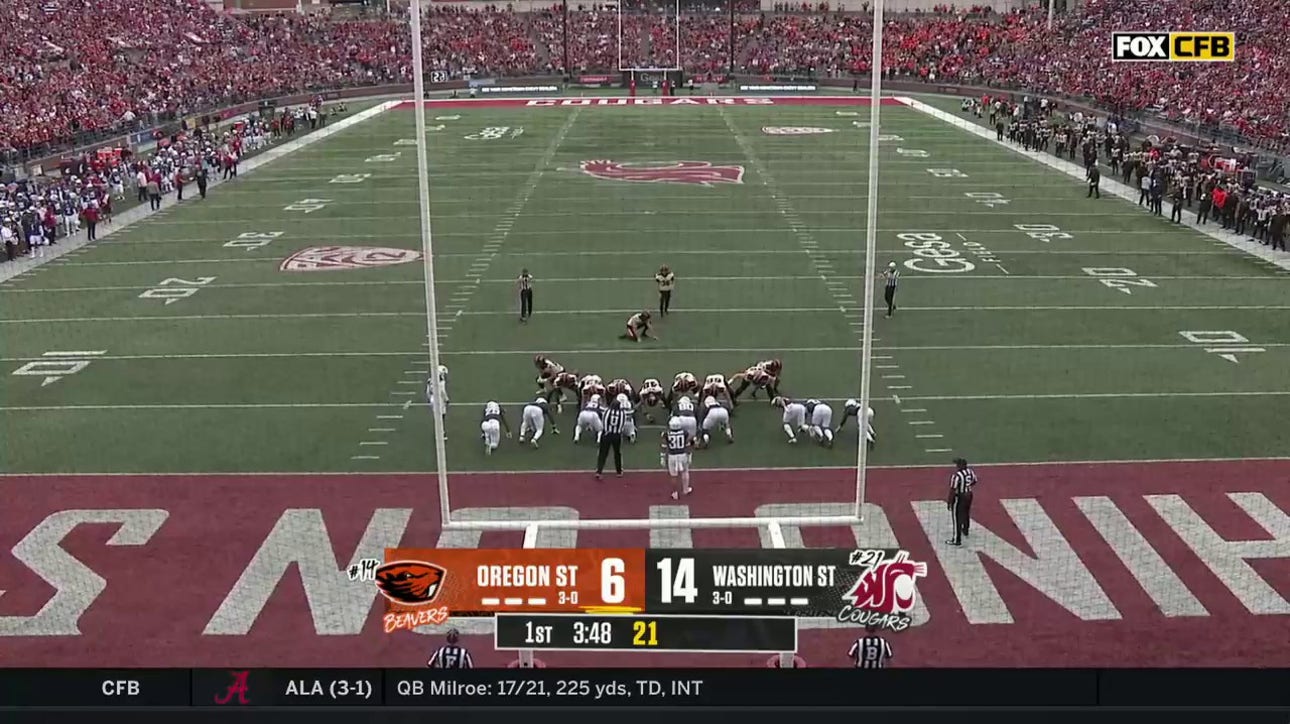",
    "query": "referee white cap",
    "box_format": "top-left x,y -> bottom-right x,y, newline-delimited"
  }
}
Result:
888,261 -> 897,269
